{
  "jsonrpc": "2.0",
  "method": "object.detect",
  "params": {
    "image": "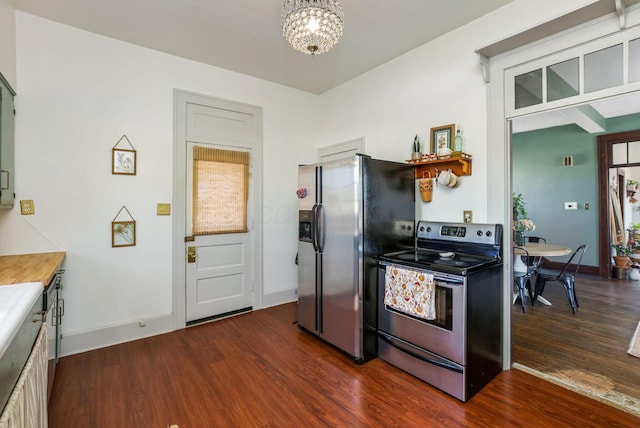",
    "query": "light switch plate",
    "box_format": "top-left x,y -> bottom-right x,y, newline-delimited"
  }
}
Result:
157,203 -> 171,216
564,202 -> 577,210
20,200 -> 35,215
